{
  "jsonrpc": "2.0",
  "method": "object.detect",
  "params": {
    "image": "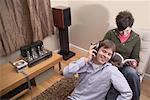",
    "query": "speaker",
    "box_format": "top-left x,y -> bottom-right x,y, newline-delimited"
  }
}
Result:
52,6 -> 71,28
52,6 -> 75,60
